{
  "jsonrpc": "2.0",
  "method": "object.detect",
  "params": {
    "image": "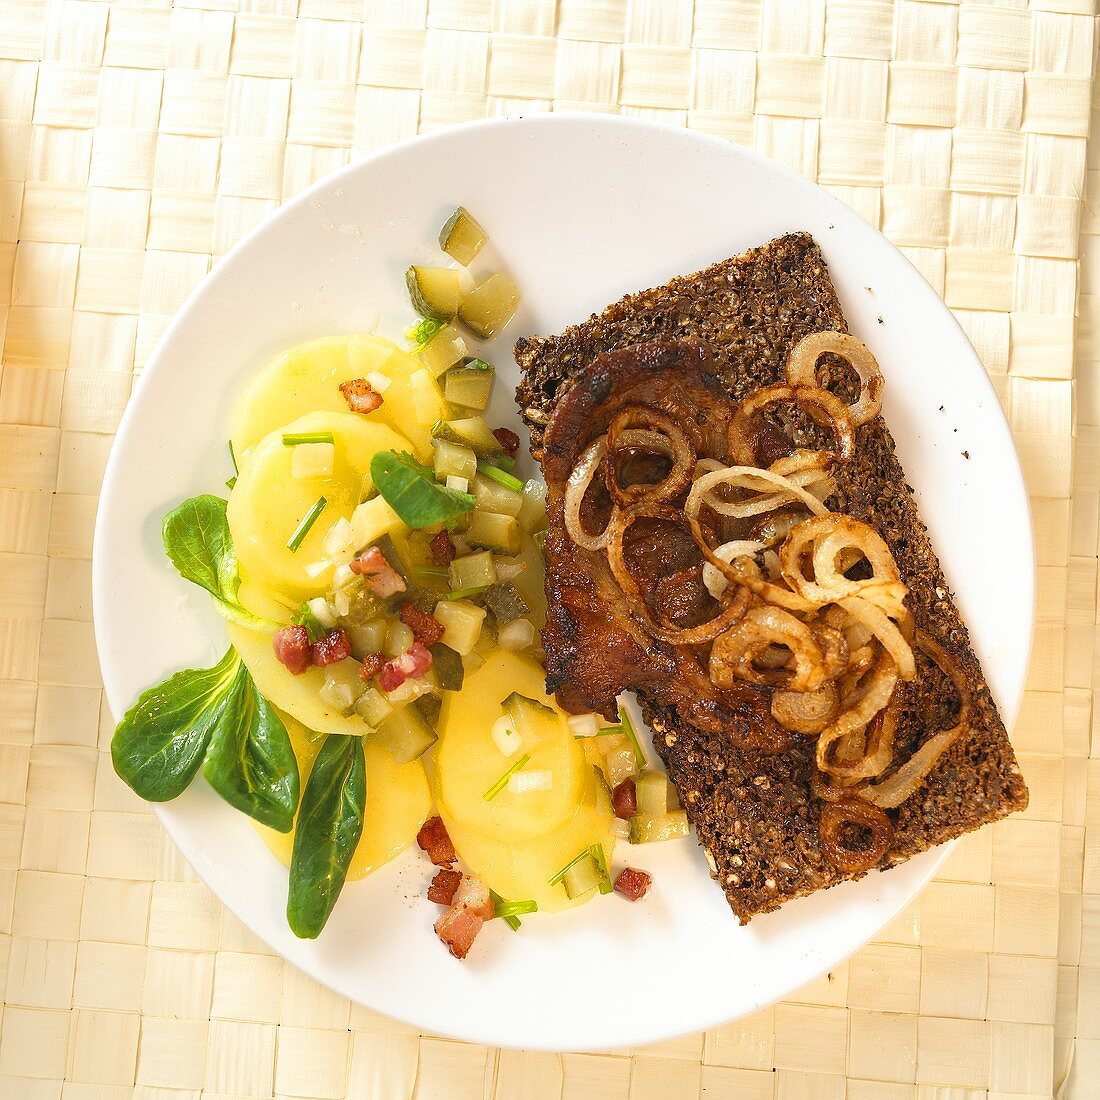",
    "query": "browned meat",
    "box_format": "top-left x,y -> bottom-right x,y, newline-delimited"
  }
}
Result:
540,340 -> 783,748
